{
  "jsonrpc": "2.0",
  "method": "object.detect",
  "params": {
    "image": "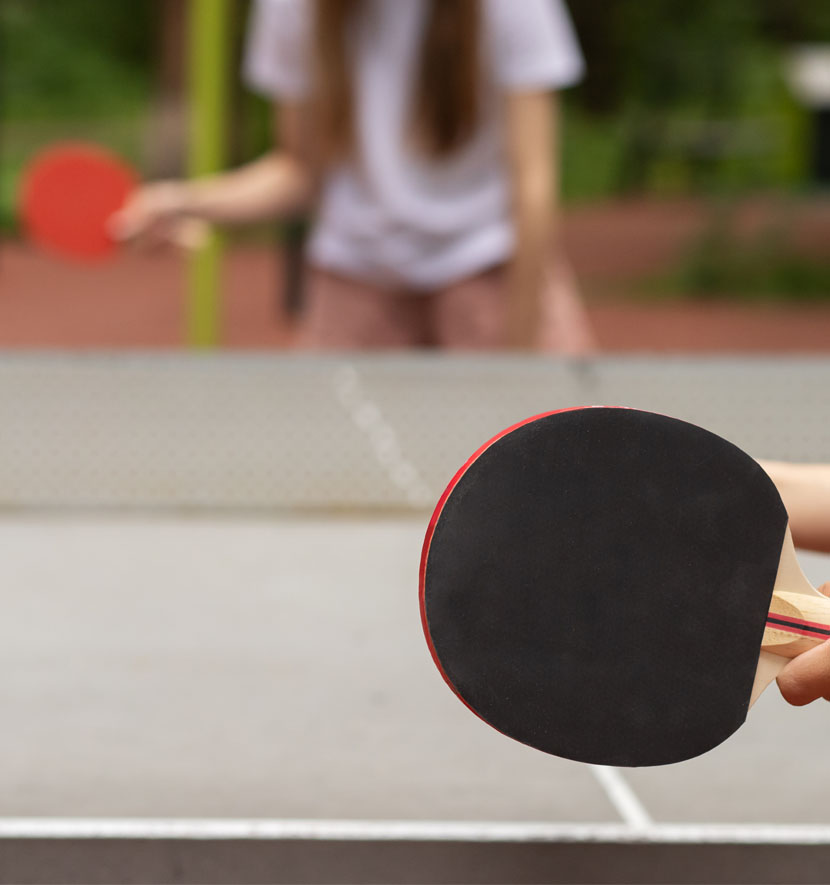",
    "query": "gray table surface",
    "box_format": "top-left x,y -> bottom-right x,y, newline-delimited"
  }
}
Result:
2,514 -> 828,826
